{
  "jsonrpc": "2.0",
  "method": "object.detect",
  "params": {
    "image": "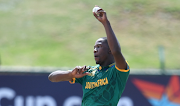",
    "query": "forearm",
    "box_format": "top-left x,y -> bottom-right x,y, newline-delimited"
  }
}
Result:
103,20 -> 121,55
103,20 -> 127,69
48,70 -> 73,82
